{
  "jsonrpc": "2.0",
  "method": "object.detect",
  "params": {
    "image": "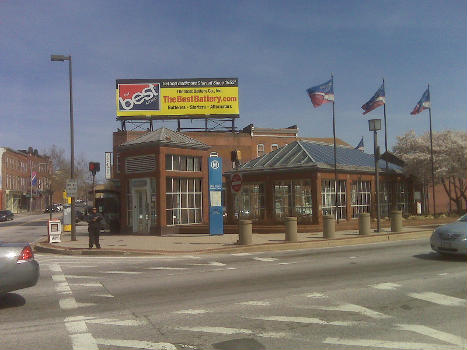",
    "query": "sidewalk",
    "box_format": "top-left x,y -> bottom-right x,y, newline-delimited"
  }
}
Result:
34,223 -> 438,256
